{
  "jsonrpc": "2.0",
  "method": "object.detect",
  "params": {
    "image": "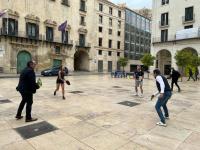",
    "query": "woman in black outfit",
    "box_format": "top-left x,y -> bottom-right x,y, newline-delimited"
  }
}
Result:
54,66 -> 66,99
